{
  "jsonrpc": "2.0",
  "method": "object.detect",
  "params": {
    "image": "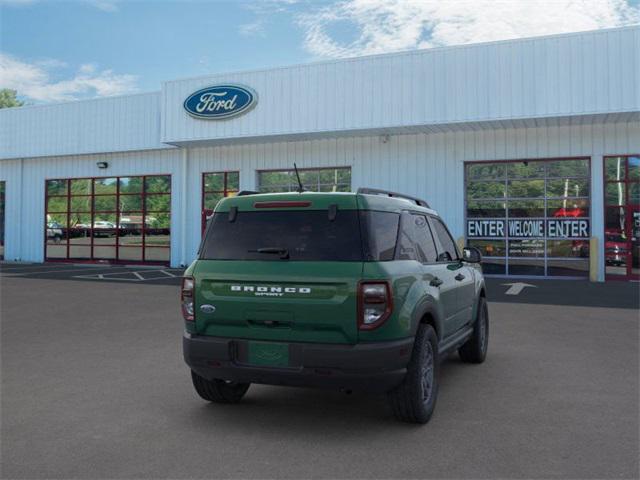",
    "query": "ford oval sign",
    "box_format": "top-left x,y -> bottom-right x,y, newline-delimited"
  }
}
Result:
183,84 -> 257,120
